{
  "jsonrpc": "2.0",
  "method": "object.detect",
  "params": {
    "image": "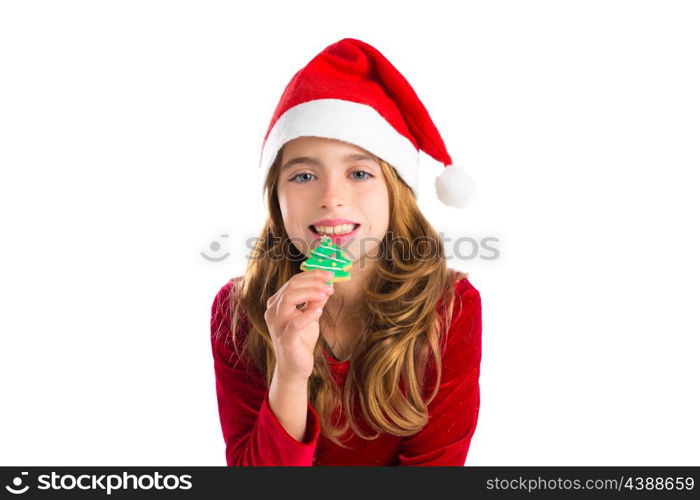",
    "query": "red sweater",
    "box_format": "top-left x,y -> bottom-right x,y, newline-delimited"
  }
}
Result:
210,275 -> 482,466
